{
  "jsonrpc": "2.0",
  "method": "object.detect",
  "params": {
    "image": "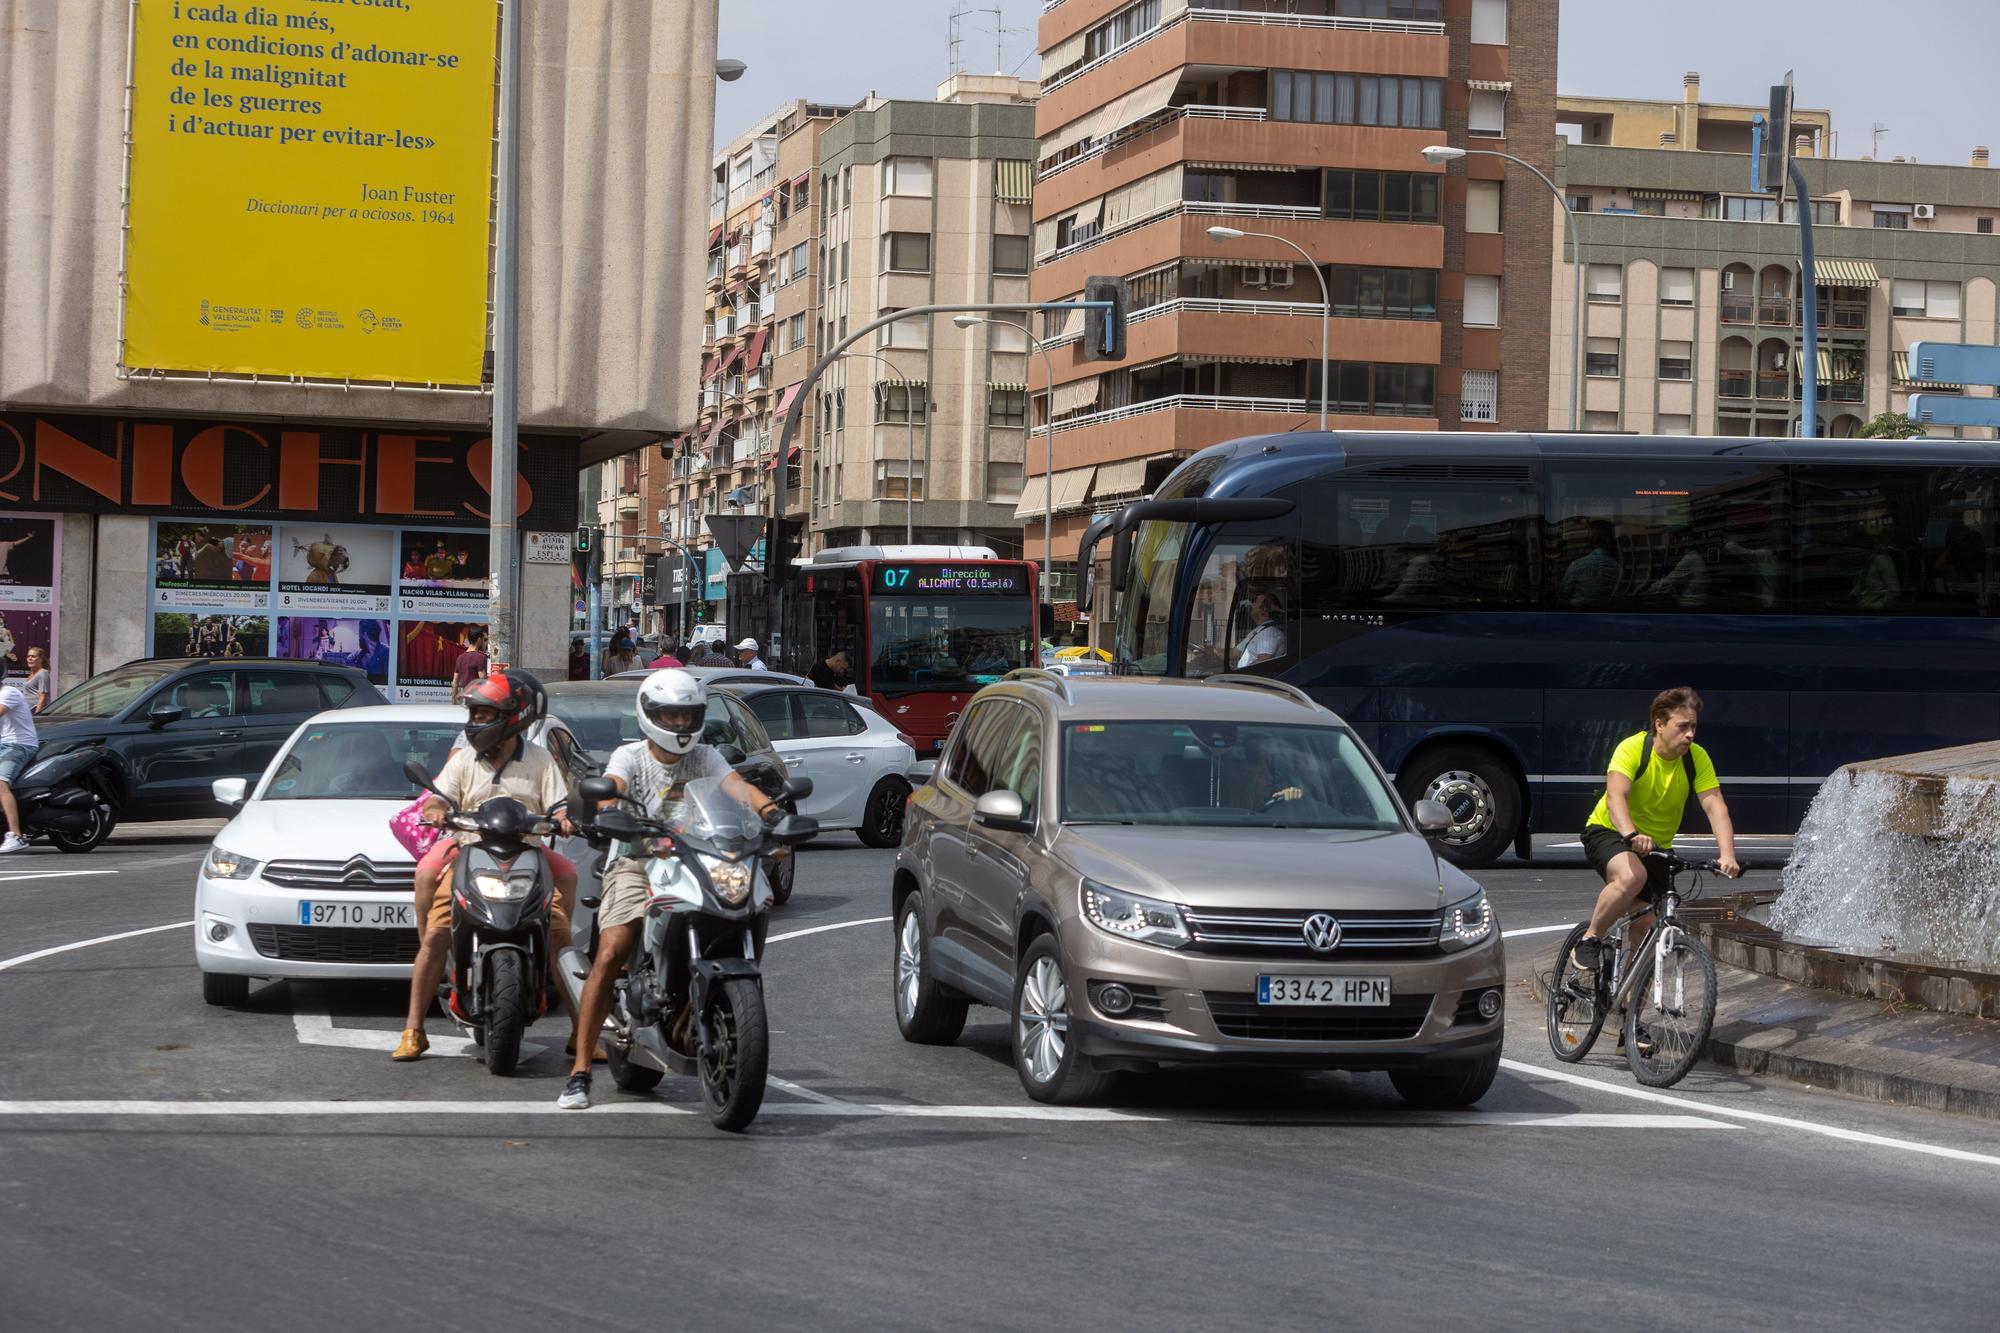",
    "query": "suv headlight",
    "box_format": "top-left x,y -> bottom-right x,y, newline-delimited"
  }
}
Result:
1080,880 -> 1189,949
1439,889 -> 1494,952
706,858 -> 752,907
203,846 -> 260,880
